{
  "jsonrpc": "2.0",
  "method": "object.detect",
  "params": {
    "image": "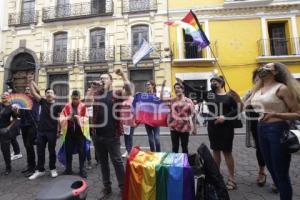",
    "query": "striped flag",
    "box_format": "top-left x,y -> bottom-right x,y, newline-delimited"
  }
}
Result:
132,39 -> 154,65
